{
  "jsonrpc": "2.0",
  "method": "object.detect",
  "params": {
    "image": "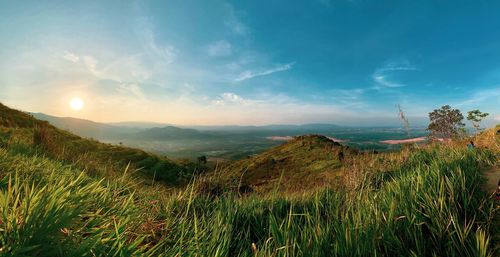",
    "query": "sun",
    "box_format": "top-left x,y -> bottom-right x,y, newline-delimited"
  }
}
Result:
69,97 -> 85,111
